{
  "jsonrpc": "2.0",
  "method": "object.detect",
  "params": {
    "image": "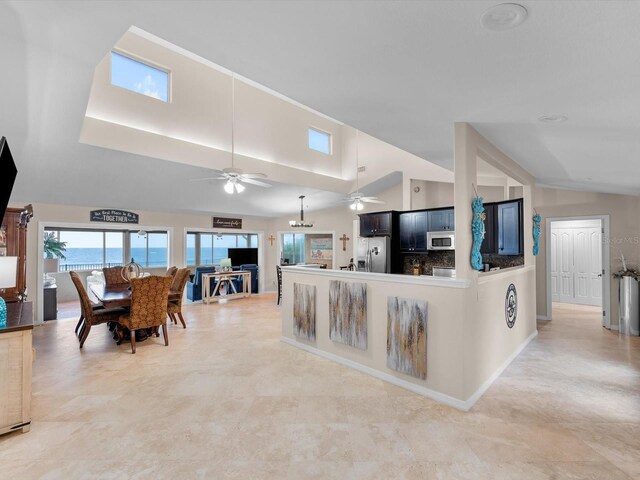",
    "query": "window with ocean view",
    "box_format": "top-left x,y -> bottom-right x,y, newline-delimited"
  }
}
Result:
186,232 -> 258,267
45,228 -> 169,271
